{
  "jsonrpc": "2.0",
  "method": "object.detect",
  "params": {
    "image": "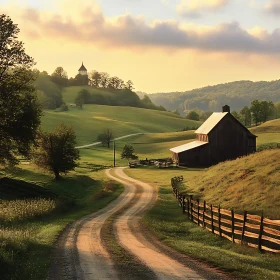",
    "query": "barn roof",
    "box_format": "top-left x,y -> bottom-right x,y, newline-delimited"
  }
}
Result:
195,112 -> 228,135
78,63 -> 87,71
170,141 -> 208,154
